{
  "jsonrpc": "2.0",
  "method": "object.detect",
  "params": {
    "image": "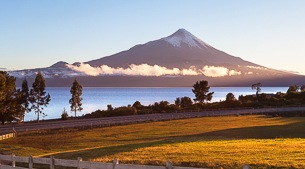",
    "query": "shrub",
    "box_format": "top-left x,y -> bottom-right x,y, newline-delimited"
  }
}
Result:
61,108 -> 68,120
